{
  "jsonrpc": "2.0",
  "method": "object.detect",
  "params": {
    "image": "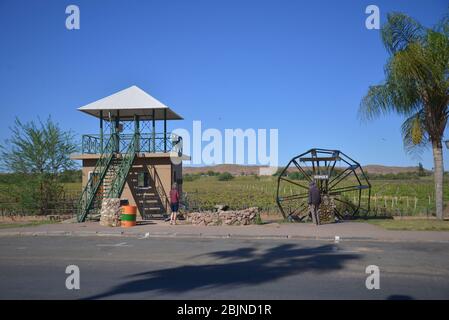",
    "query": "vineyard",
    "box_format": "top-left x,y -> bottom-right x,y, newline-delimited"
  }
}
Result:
183,175 -> 449,217
1,175 -> 447,218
